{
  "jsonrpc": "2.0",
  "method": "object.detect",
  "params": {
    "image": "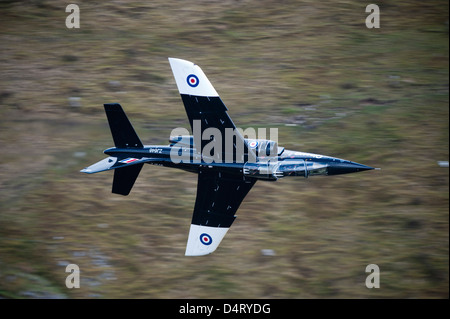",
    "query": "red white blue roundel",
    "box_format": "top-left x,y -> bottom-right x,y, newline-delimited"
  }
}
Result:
249,140 -> 259,149
187,74 -> 199,87
200,233 -> 212,245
